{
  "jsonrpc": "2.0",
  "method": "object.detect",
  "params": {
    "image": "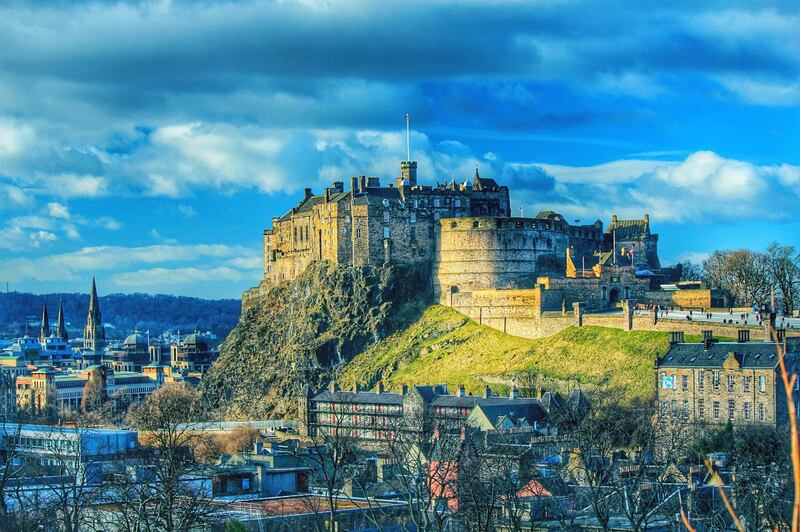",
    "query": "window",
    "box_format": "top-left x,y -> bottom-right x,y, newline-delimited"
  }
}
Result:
728,400 -> 735,420
682,400 -> 688,418
713,401 -> 720,419
681,375 -> 688,391
383,210 -> 390,223
434,212 -> 440,220
410,212 -> 416,224
660,401 -> 667,416
698,398 -> 705,419
454,198 -> 461,208
410,227 -> 416,240
671,400 -> 677,417
433,198 -> 441,207
355,228 -> 362,238
713,370 -> 720,391
743,376 -> 751,392
743,402 -> 751,421
727,375 -> 734,392
758,403 -> 765,422
698,370 -> 705,391
759,375 -> 766,393
383,227 -> 390,239
412,199 -> 419,209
